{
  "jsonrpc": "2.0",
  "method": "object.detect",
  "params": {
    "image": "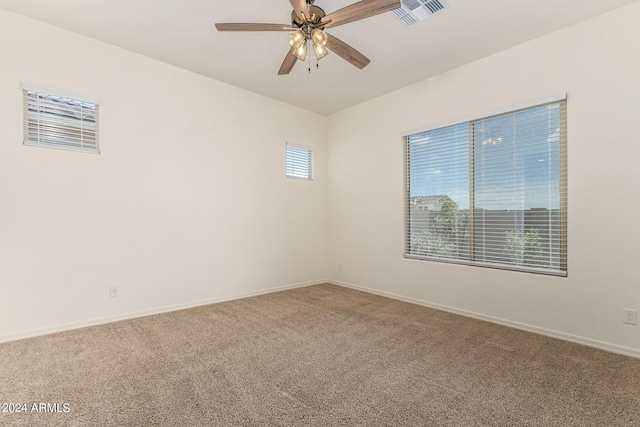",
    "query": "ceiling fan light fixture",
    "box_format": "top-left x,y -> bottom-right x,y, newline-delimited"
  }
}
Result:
313,42 -> 328,60
293,39 -> 308,61
288,30 -> 305,48
311,28 -> 328,47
